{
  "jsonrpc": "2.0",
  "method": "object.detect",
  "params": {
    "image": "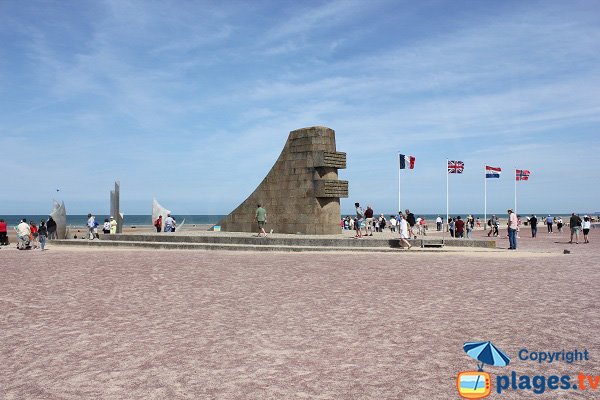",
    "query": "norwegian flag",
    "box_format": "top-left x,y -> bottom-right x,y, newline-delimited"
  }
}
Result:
448,160 -> 464,174
516,169 -> 530,181
399,154 -> 415,170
